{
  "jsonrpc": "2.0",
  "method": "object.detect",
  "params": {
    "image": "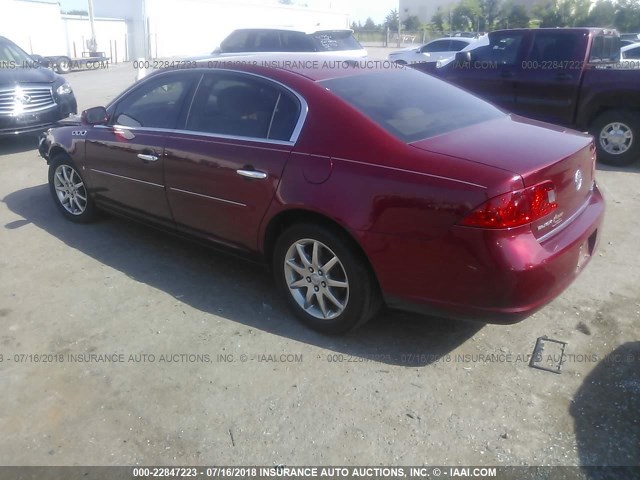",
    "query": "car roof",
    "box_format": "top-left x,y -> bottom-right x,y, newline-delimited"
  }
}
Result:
428,37 -> 474,44
230,27 -> 354,35
491,27 -> 619,36
155,54 -> 398,82
622,42 -> 640,51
